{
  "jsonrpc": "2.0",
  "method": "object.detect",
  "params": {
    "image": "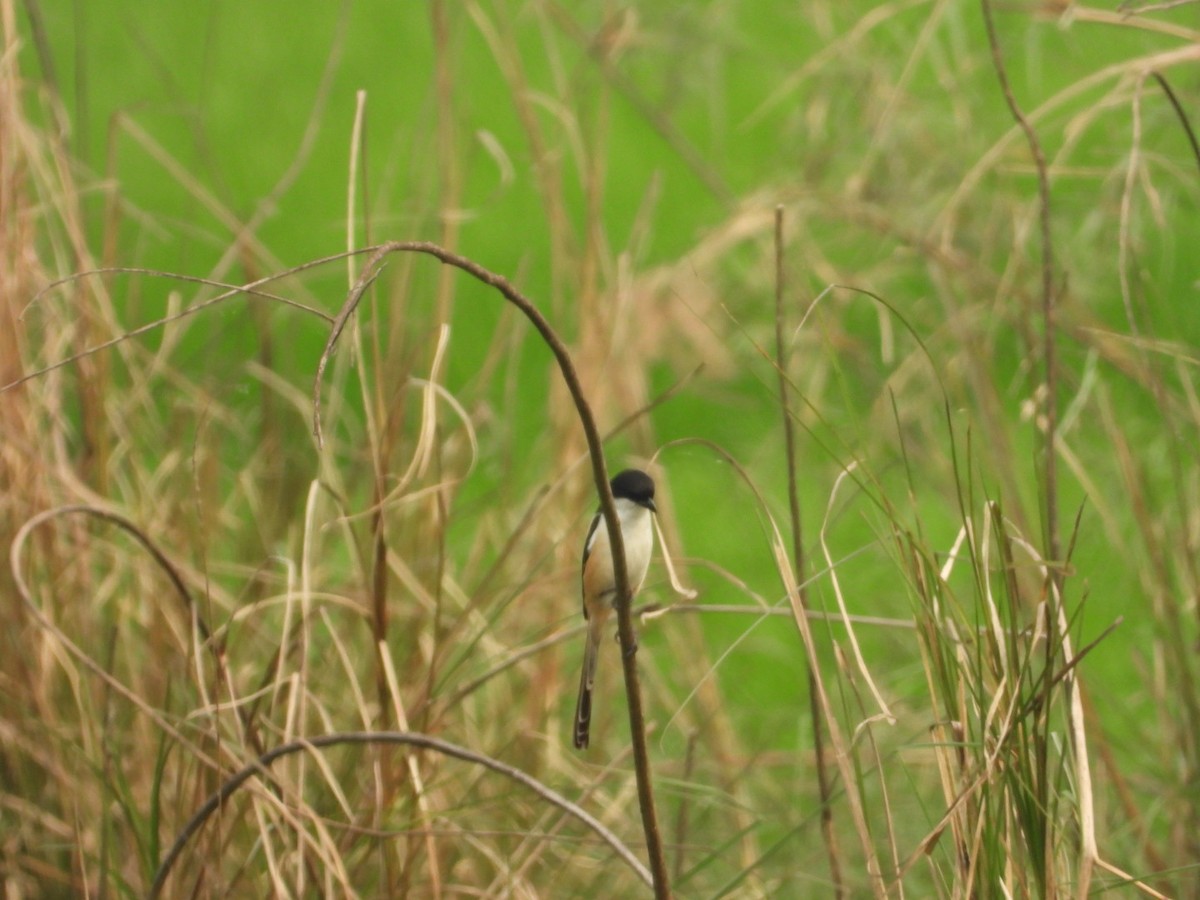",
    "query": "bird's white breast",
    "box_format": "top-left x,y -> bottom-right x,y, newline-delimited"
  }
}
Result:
613,497 -> 653,591
585,497 -> 655,597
